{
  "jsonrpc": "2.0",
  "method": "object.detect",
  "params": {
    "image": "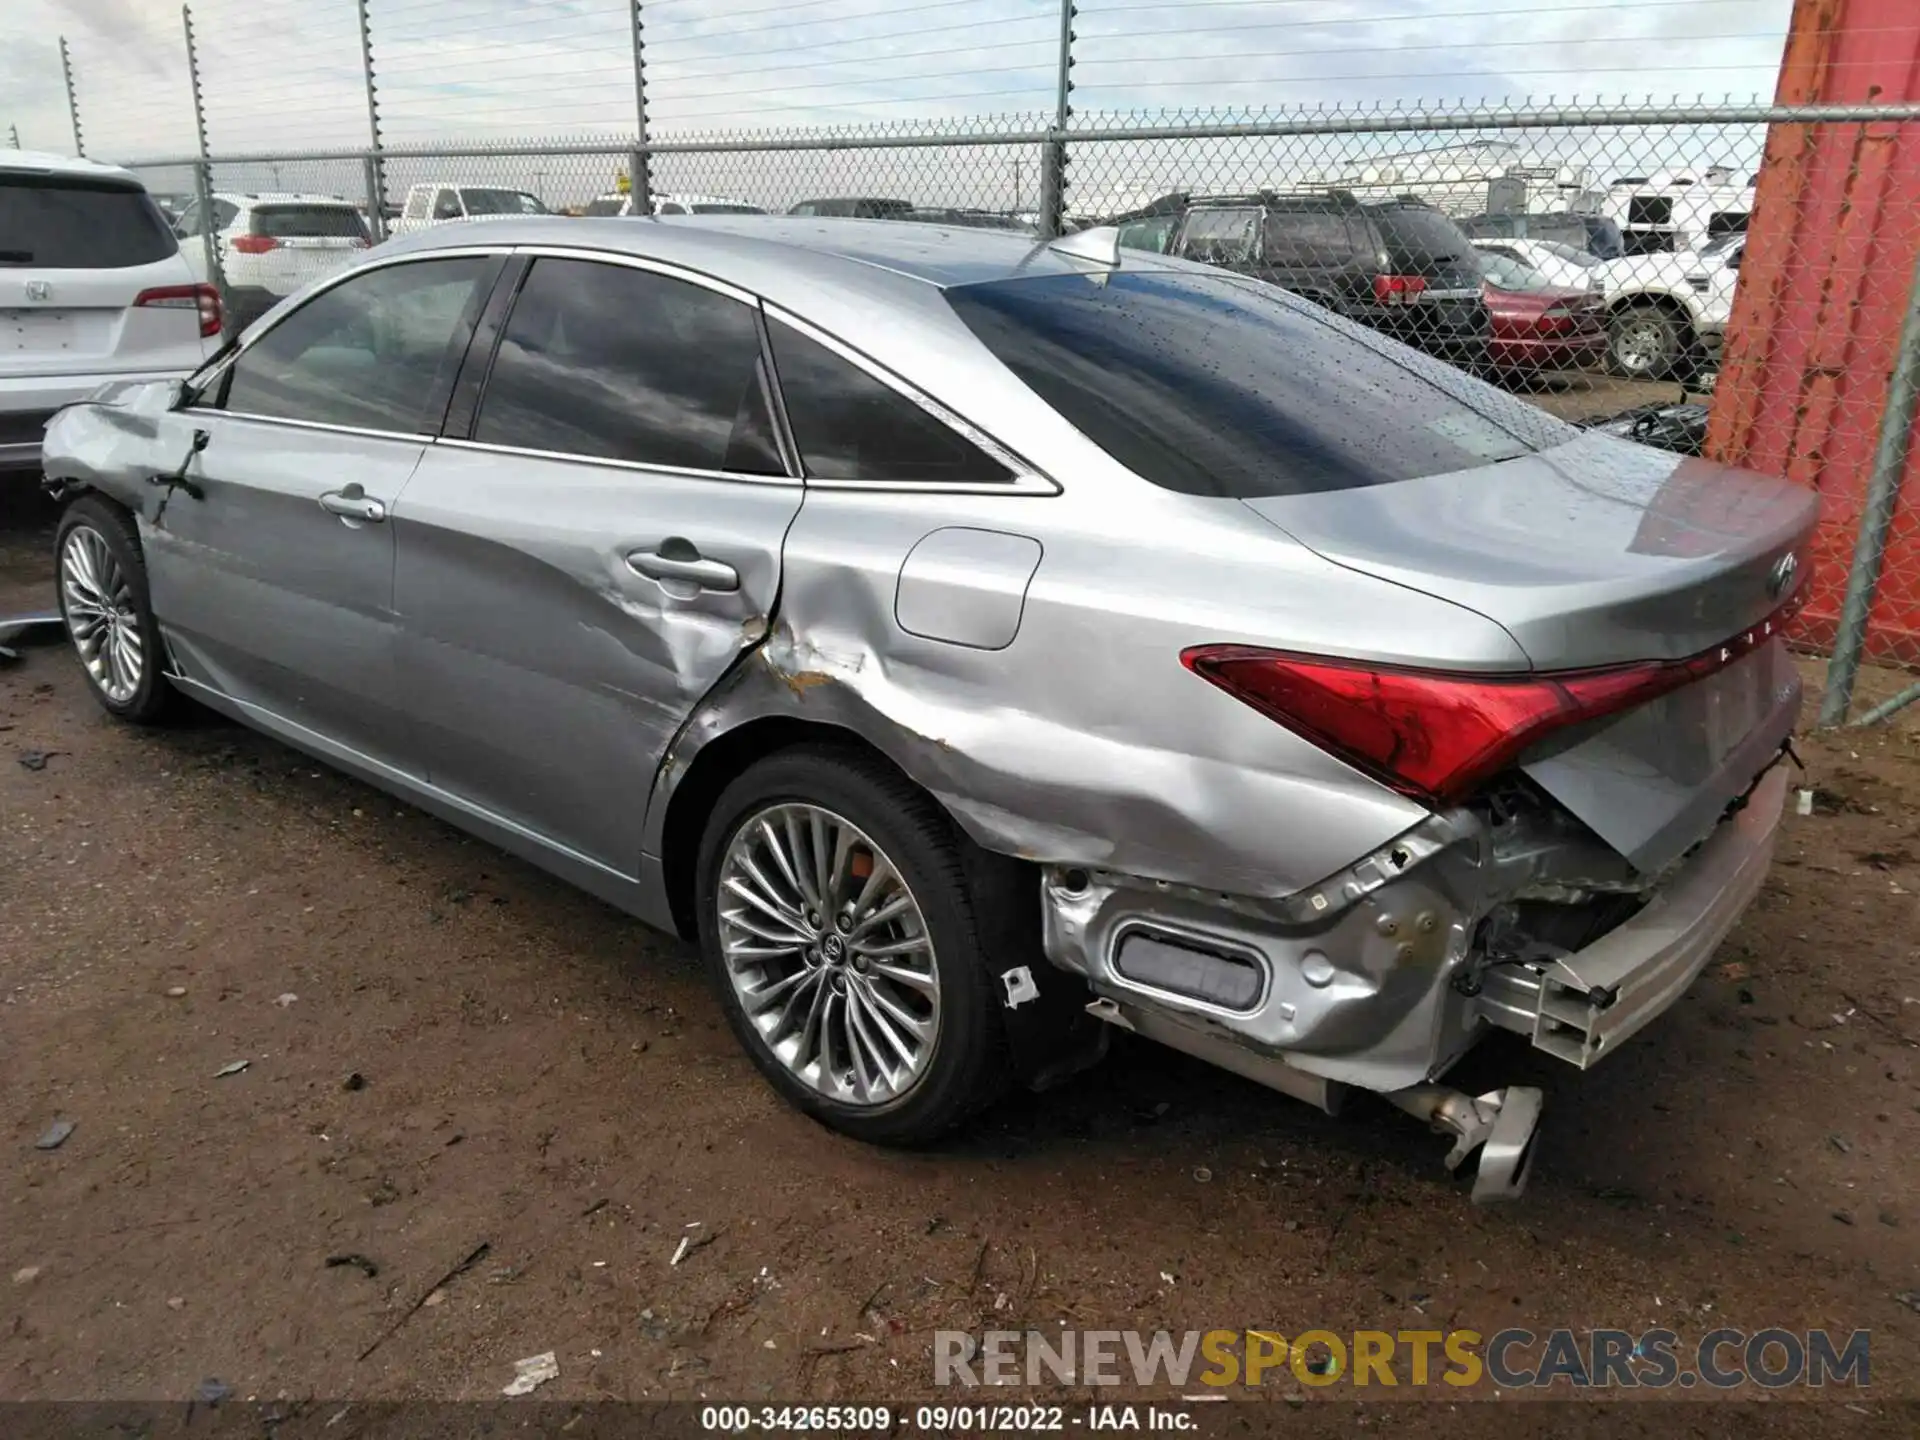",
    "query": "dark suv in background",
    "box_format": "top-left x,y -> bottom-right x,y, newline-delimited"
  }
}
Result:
1111,190 -> 1492,370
